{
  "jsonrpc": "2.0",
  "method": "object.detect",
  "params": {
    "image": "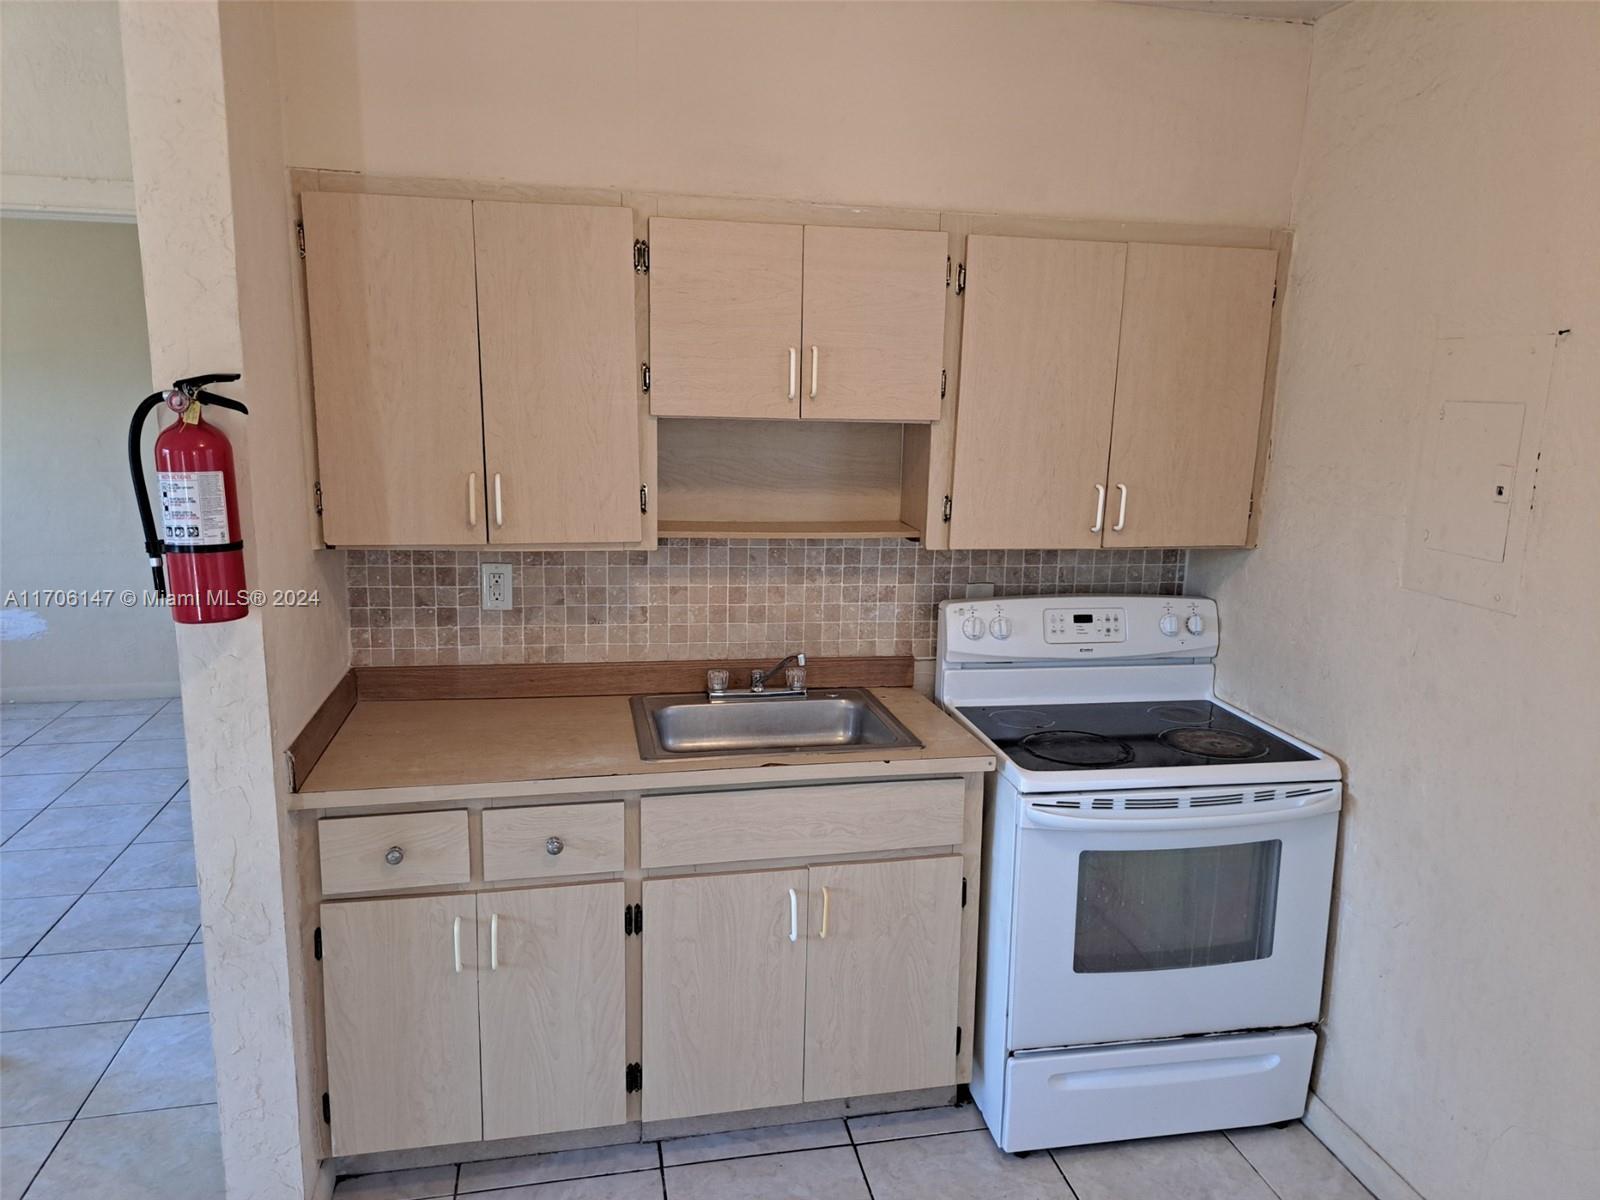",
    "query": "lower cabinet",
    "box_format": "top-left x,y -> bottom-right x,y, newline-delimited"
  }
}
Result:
642,856 -> 964,1122
322,881 -> 625,1155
